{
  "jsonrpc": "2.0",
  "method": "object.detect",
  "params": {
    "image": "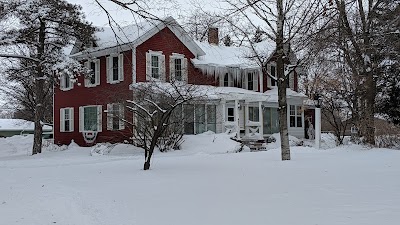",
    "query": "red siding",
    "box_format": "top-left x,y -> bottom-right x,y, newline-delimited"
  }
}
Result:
54,51 -> 133,146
